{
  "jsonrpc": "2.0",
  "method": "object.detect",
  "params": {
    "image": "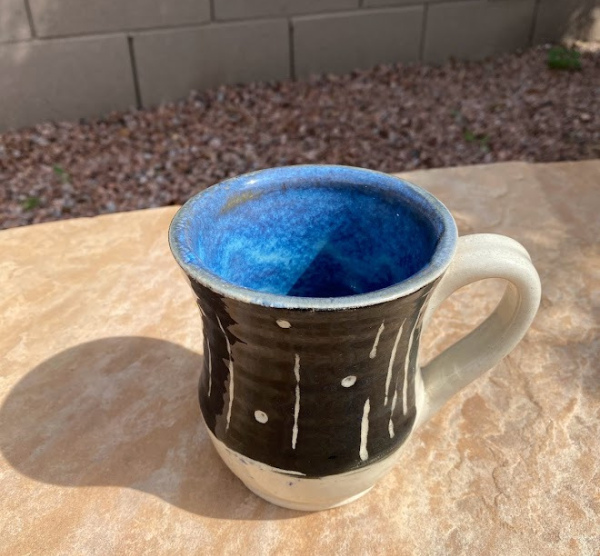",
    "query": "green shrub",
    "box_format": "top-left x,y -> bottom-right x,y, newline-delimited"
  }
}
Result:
547,46 -> 582,71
